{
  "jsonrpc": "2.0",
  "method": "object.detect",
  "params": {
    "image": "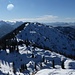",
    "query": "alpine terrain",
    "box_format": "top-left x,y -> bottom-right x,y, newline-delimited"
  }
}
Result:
0,22 -> 75,75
